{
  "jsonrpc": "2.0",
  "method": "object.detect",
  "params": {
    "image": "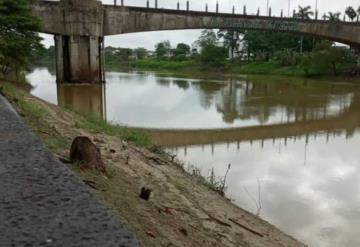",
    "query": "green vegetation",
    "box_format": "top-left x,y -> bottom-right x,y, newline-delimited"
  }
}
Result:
73,110 -> 153,149
0,0 -> 43,76
155,40 -> 171,58
345,6 -> 357,21
32,46 -> 55,68
104,46 -> 134,68
131,58 -> 195,70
